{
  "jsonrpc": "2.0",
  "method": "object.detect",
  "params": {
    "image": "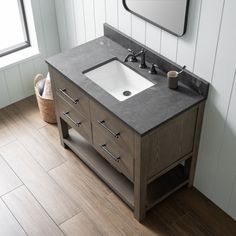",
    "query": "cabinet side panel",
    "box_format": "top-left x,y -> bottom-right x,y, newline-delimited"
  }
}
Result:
146,107 -> 198,180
